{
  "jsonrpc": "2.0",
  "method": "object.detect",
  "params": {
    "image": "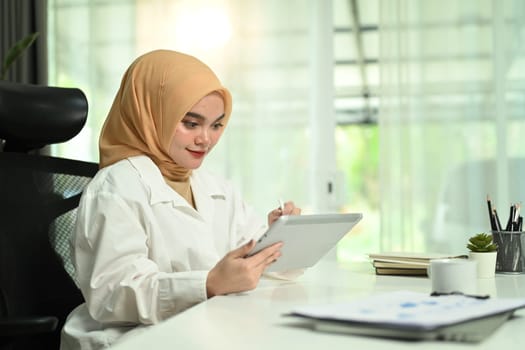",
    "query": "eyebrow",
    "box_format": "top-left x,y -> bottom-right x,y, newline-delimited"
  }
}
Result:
185,111 -> 225,123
